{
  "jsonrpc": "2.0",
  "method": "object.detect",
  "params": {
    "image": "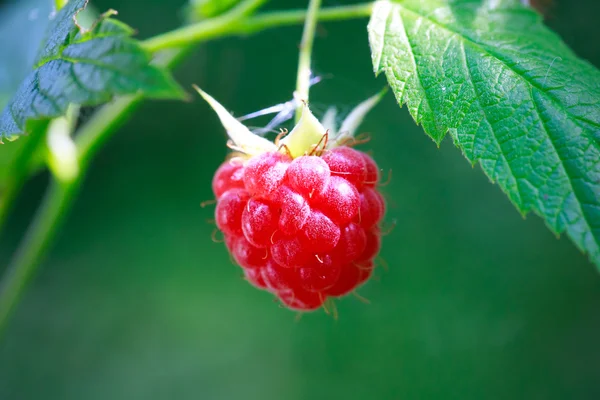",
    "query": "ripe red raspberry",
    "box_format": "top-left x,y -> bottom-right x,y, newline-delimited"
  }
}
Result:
198,87 -> 387,312
213,147 -> 385,312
